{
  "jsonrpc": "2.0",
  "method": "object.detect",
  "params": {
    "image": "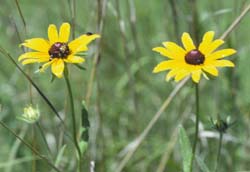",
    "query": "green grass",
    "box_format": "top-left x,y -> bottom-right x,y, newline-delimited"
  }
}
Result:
1,0 -> 250,171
